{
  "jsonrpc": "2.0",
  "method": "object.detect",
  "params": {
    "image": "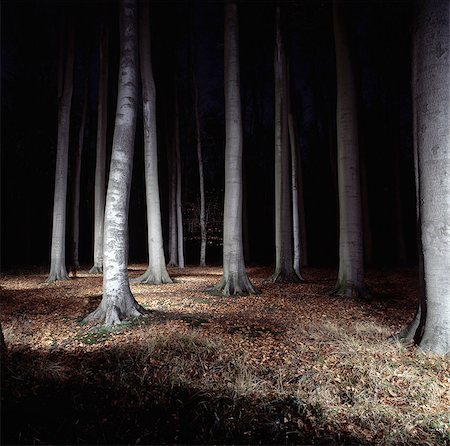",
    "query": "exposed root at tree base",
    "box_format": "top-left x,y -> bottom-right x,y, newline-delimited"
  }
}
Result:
330,283 -> 372,300
45,272 -> 69,284
209,275 -> 260,296
83,303 -> 148,327
88,265 -> 103,274
271,270 -> 304,284
130,268 -> 173,285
